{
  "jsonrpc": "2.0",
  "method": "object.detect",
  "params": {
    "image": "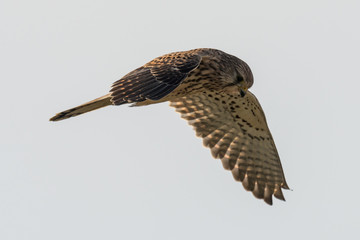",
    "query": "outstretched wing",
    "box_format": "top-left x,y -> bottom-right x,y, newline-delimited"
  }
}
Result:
110,51 -> 202,105
170,91 -> 289,205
